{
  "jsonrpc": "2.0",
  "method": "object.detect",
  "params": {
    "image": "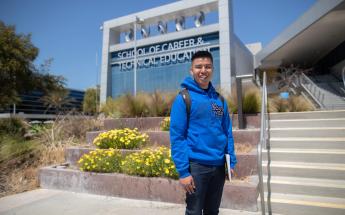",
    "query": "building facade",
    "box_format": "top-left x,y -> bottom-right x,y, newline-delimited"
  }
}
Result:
0,89 -> 85,115
100,0 -> 254,103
